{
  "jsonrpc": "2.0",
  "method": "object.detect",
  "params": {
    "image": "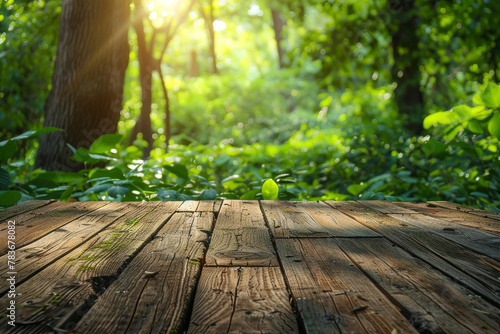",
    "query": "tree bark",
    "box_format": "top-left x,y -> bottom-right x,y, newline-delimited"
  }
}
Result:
388,0 -> 424,135
35,0 -> 130,171
130,2 -> 154,156
271,8 -> 286,69
199,0 -> 218,74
